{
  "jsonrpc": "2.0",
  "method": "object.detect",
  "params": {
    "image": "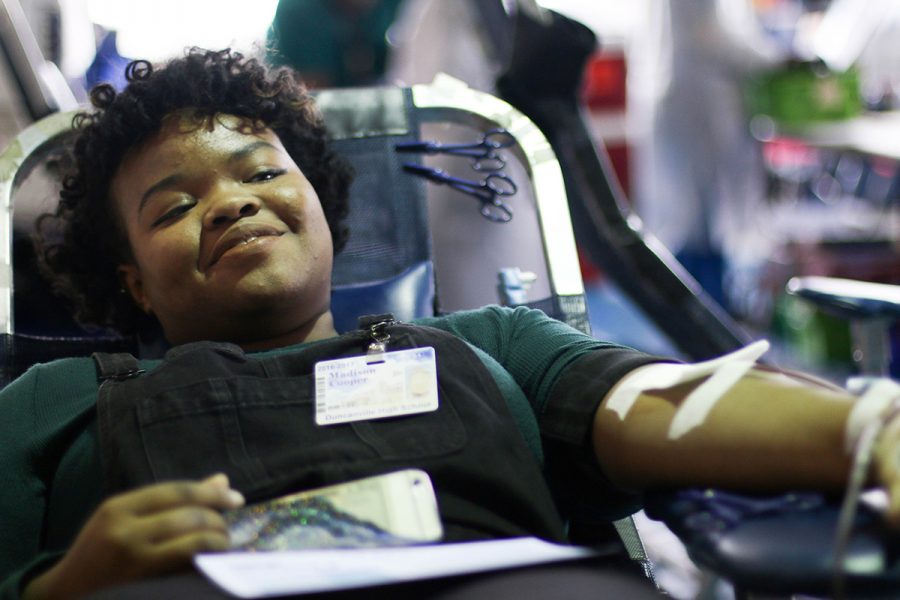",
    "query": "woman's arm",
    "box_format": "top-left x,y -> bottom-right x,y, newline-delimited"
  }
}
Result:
593,366 -> 856,495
